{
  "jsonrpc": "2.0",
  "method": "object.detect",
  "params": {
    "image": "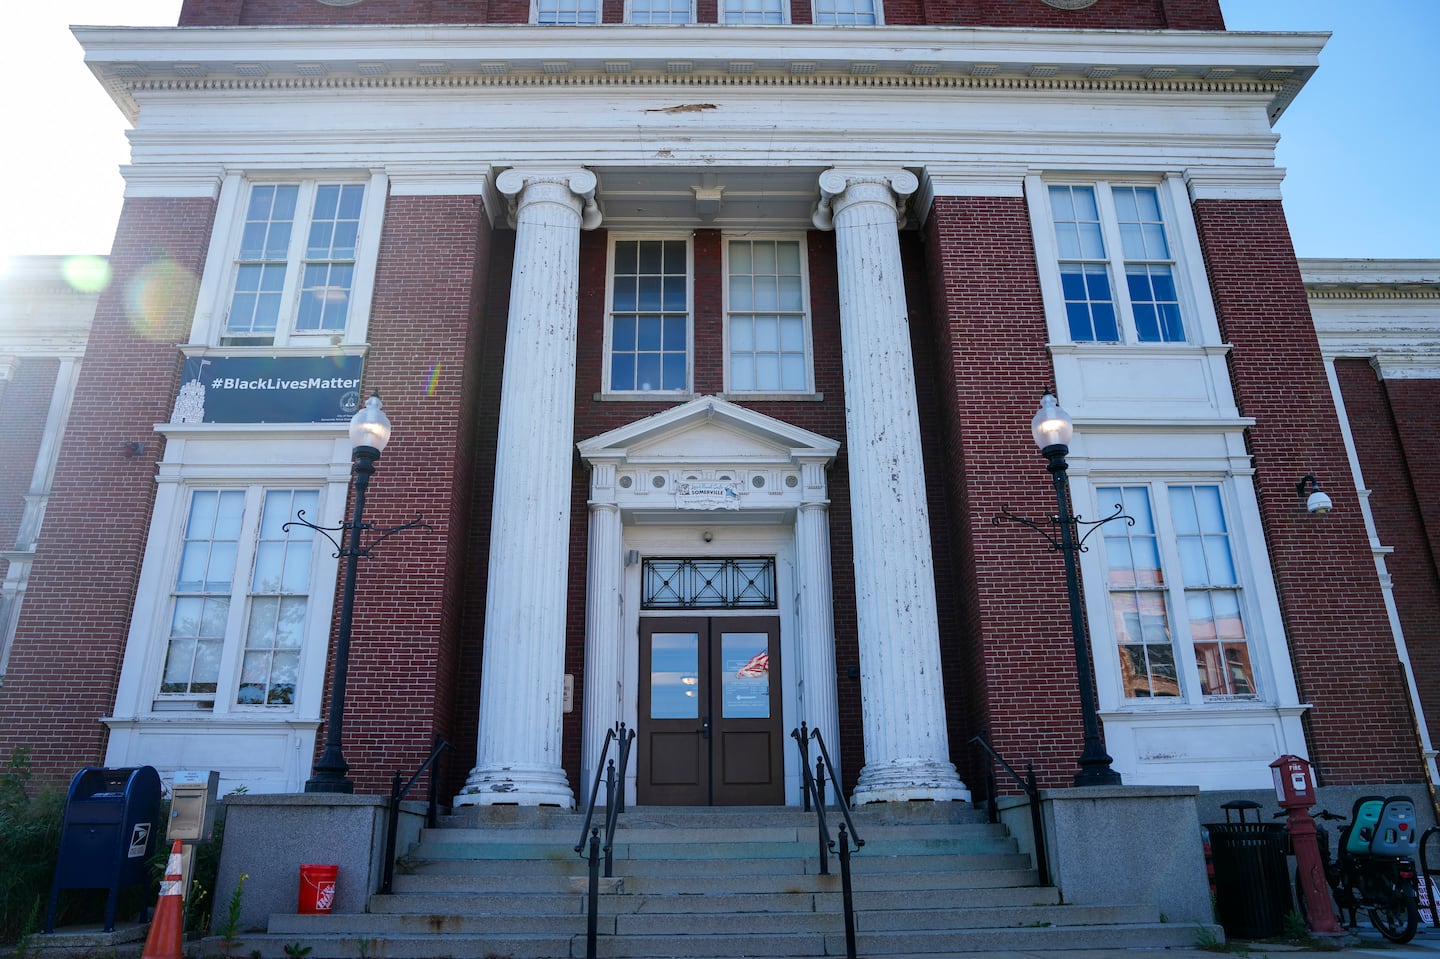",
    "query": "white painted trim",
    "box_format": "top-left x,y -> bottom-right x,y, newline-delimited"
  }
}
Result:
121,165 -> 226,199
